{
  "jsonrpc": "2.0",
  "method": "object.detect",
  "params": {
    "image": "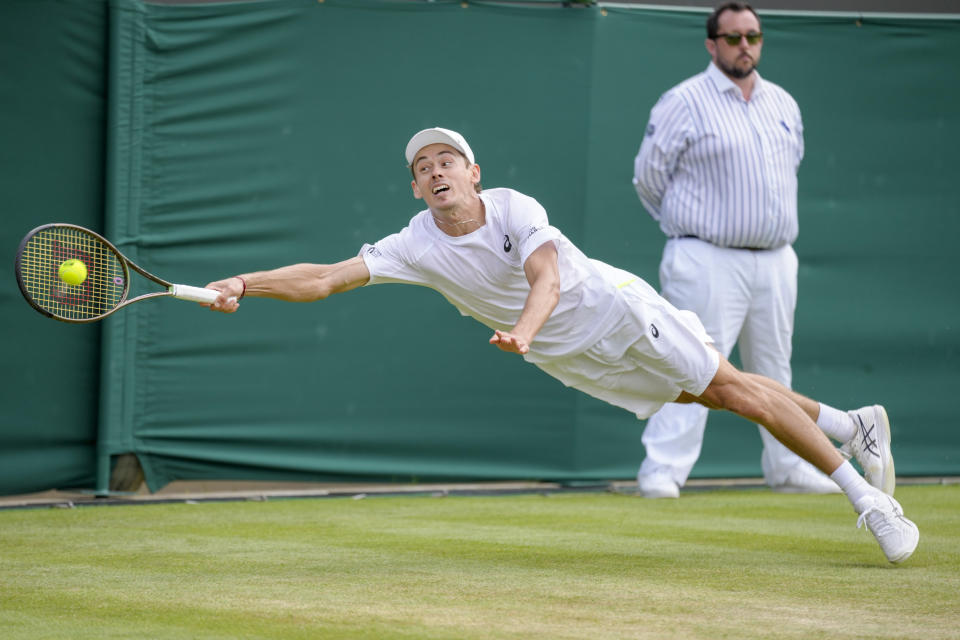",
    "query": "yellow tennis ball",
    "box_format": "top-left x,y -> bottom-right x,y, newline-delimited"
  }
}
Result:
58,259 -> 88,286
